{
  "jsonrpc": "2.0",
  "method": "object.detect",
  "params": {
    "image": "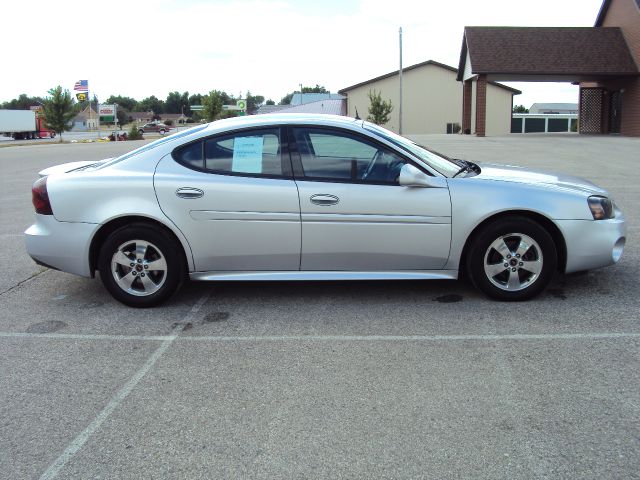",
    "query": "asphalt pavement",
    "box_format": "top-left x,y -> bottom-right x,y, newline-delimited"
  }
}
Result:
0,134 -> 638,479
